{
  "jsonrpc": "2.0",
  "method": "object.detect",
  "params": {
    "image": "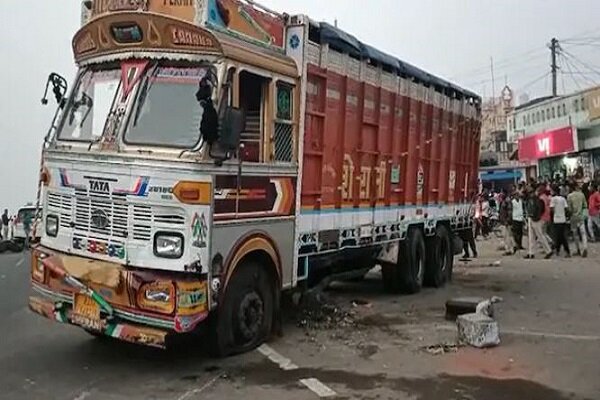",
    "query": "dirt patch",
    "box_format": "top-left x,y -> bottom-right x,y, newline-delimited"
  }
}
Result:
292,295 -> 358,331
356,313 -> 407,327
234,360 -> 591,400
453,273 -> 525,294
